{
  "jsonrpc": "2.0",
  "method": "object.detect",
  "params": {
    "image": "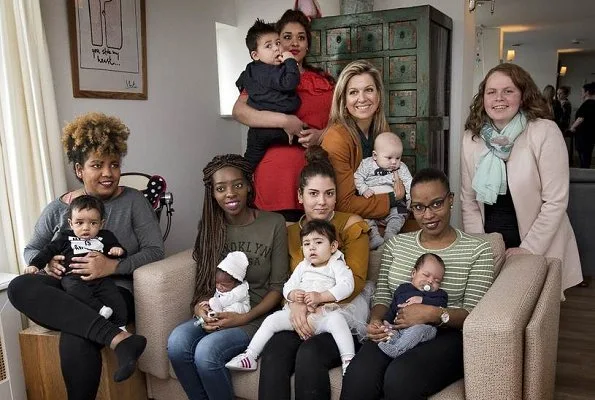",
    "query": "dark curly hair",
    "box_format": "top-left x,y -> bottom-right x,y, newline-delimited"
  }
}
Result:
276,9 -> 333,83
465,63 -> 550,138
191,154 -> 255,307
245,18 -> 277,55
61,112 -> 130,182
